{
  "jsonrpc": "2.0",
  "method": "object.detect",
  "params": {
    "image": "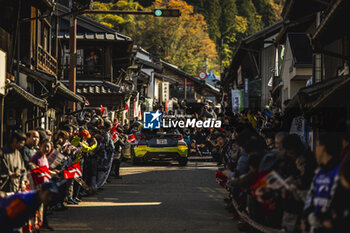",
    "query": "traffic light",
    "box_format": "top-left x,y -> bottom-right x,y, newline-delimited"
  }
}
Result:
153,9 -> 181,17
